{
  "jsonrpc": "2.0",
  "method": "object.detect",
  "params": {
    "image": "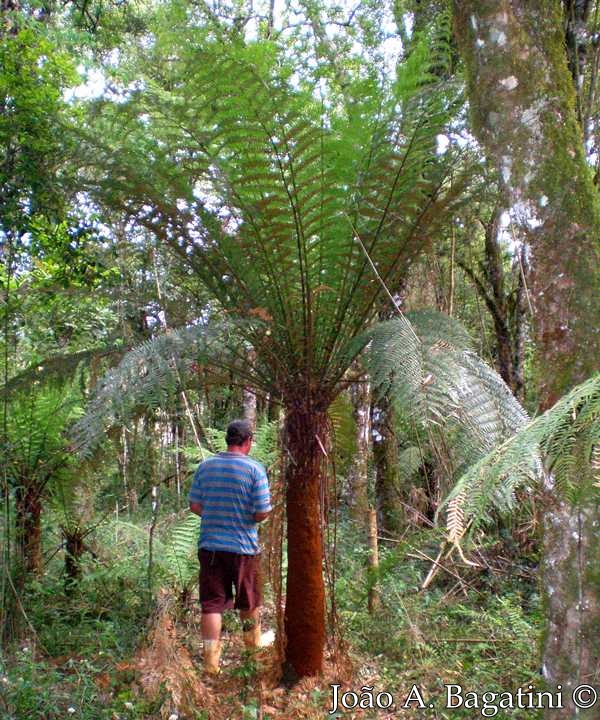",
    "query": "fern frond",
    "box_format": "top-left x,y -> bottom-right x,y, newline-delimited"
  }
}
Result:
397,445 -> 426,483
368,310 -> 526,456
162,512 -> 201,592
592,444 -> 600,487
368,308 -> 530,531
3,387 -> 80,487
446,373 -> 600,536
79,23 -> 463,396
1,346 -> 120,398
447,487 -> 467,544
71,322 -> 256,457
